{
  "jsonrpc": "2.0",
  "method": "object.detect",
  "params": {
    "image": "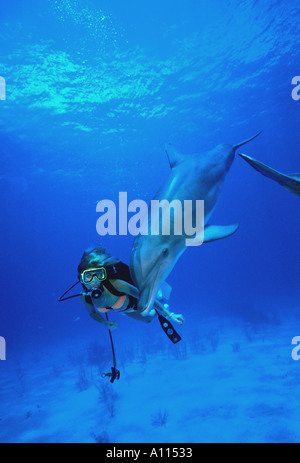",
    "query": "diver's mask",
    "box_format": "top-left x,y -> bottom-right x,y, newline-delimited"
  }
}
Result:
58,267 -> 108,302
80,267 -> 107,284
